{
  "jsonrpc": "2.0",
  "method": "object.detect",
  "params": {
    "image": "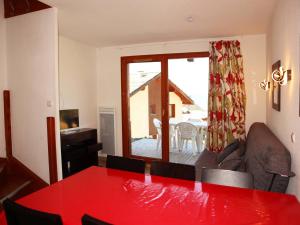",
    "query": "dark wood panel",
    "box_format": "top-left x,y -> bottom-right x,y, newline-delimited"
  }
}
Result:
3,90 -> 12,159
47,117 -> 58,184
60,129 -> 101,178
161,56 -> 169,162
4,0 -> 51,18
60,128 -> 97,145
120,52 -> 209,62
121,57 -> 130,158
